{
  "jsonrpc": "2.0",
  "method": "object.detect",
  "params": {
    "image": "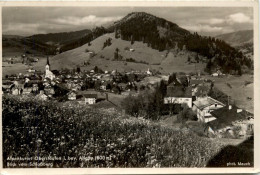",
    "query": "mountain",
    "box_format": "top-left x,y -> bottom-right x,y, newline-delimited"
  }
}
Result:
54,12 -> 252,74
2,12 -> 253,75
216,30 -> 253,60
2,35 -> 56,57
215,30 -> 253,47
27,29 -> 91,46
2,29 -> 92,57
48,33 -> 206,74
